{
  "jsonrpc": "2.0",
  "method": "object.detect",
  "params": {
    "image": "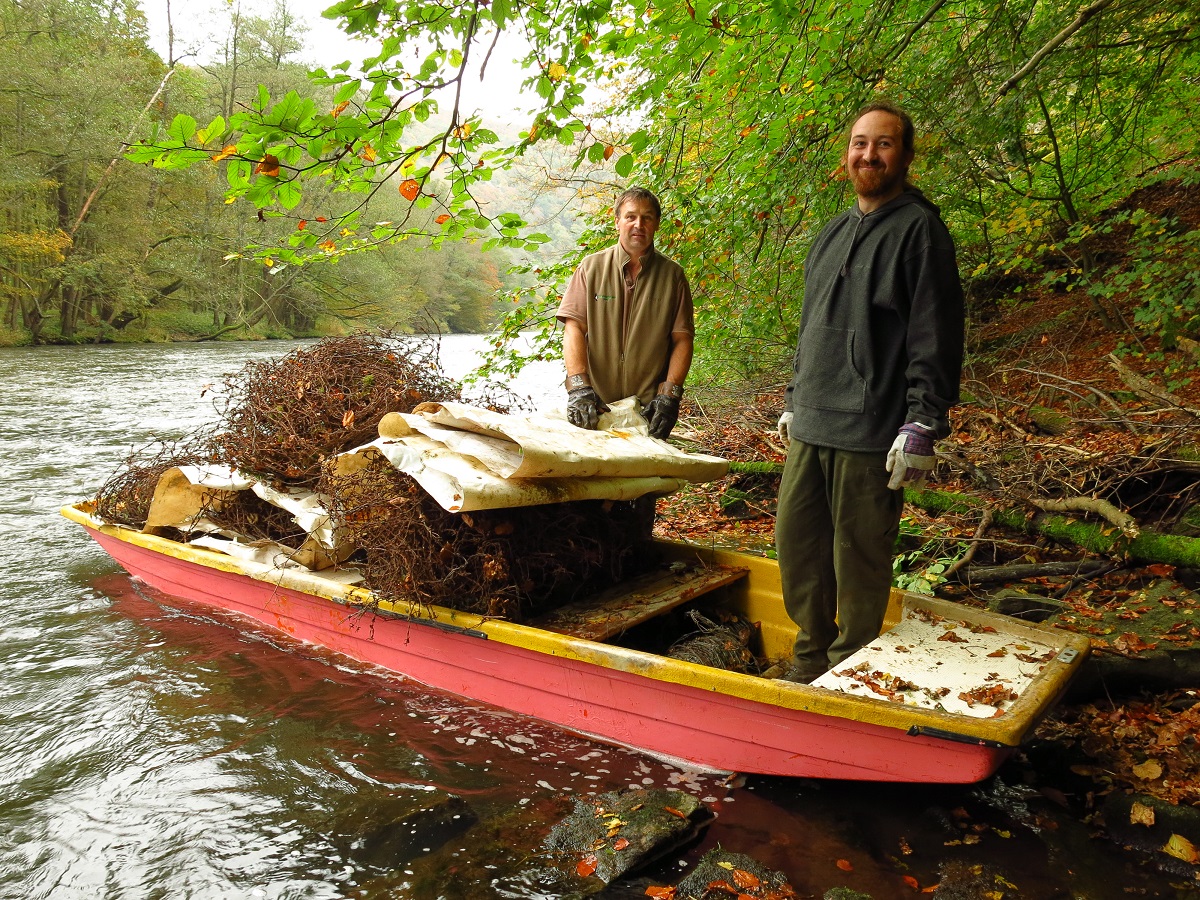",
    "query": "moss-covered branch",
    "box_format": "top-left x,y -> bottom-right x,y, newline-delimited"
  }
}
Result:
908,488 -> 1200,568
